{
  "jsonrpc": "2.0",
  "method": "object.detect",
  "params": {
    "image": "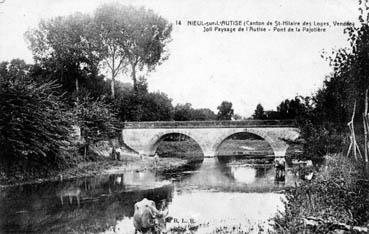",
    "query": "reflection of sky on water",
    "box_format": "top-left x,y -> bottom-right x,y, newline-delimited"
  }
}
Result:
230,166 -> 257,184
104,191 -> 285,234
